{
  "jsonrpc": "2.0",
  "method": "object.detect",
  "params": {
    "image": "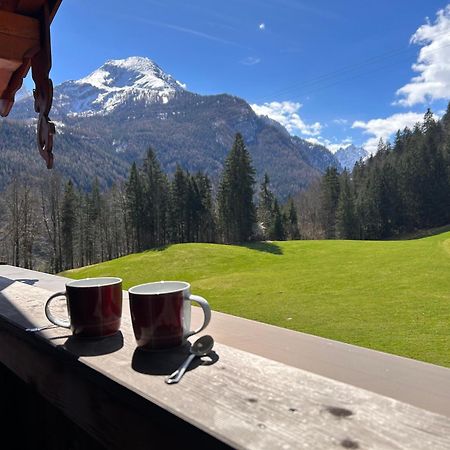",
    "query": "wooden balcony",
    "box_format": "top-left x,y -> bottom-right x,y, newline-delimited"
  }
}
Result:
1,265 -> 450,449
